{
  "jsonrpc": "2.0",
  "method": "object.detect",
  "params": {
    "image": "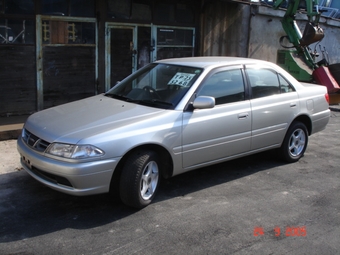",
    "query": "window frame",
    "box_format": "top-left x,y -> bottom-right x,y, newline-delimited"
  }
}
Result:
245,66 -> 296,99
278,73 -> 296,93
195,65 -> 247,106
